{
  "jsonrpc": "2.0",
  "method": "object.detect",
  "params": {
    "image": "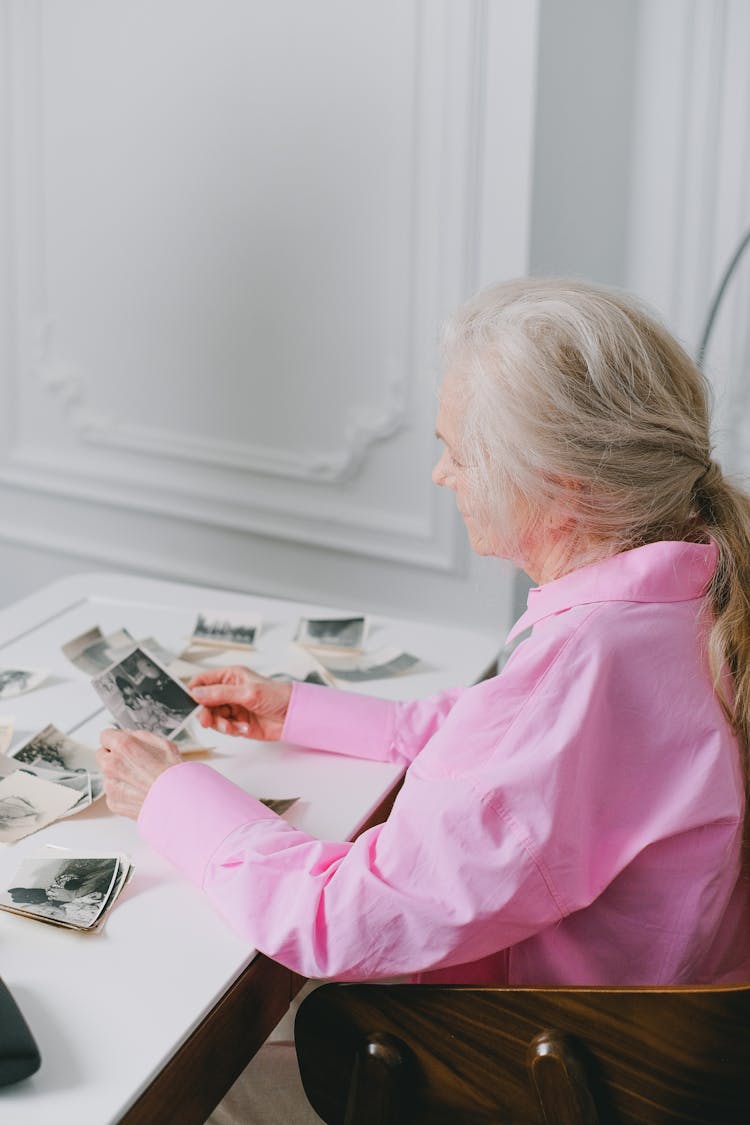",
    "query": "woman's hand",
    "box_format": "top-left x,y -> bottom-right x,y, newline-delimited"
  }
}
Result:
97,728 -> 183,819
188,666 -> 293,741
